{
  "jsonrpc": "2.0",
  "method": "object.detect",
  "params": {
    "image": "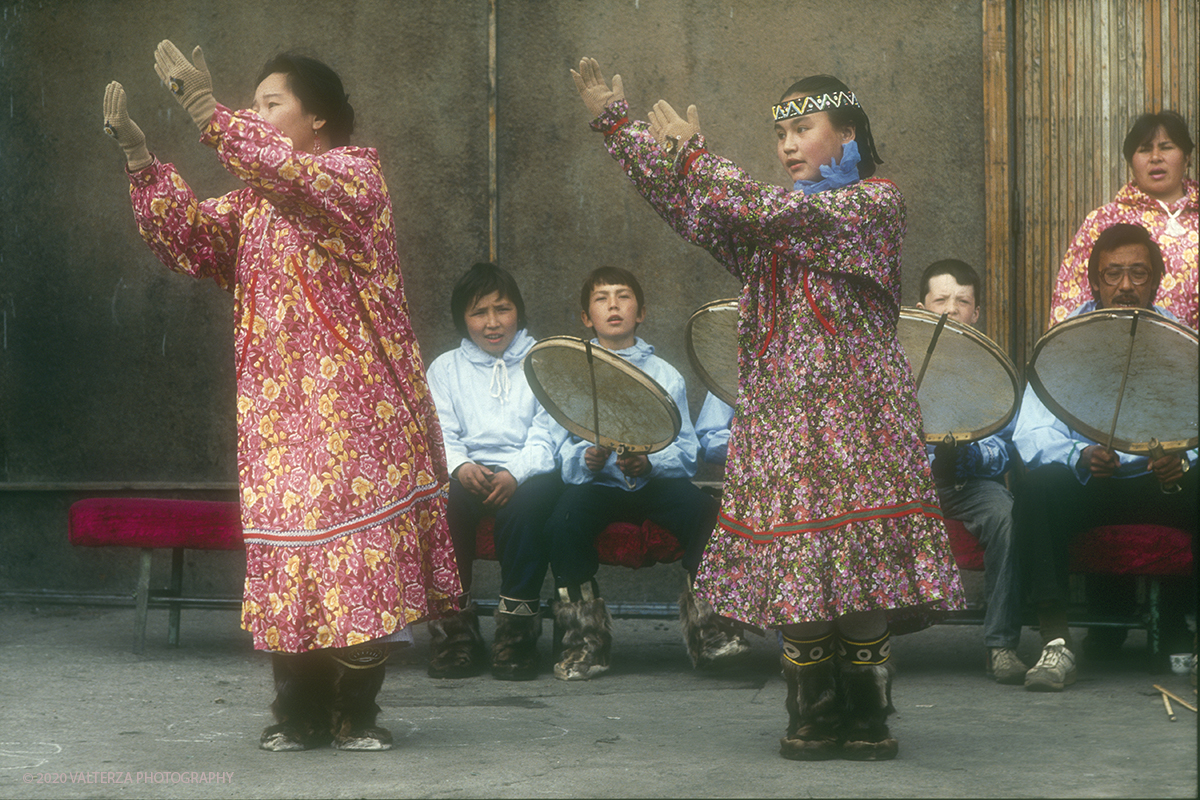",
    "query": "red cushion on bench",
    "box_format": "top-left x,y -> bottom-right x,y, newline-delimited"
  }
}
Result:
946,518 -> 1191,576
69,498 -> 243,550
474,517 -> 683,569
